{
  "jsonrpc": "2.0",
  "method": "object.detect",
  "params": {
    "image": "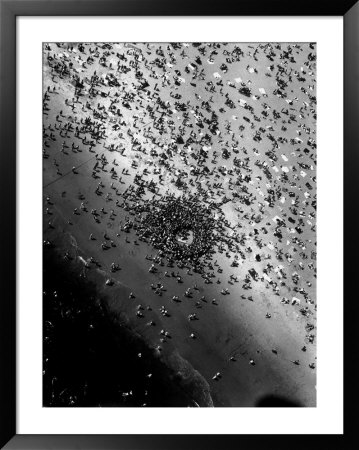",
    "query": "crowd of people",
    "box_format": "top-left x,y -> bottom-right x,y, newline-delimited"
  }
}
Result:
43,41 -> 317,406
